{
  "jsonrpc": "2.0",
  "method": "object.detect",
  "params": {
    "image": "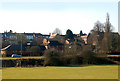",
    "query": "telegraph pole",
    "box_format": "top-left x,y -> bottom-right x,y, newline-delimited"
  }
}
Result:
20,33 -> 22,67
